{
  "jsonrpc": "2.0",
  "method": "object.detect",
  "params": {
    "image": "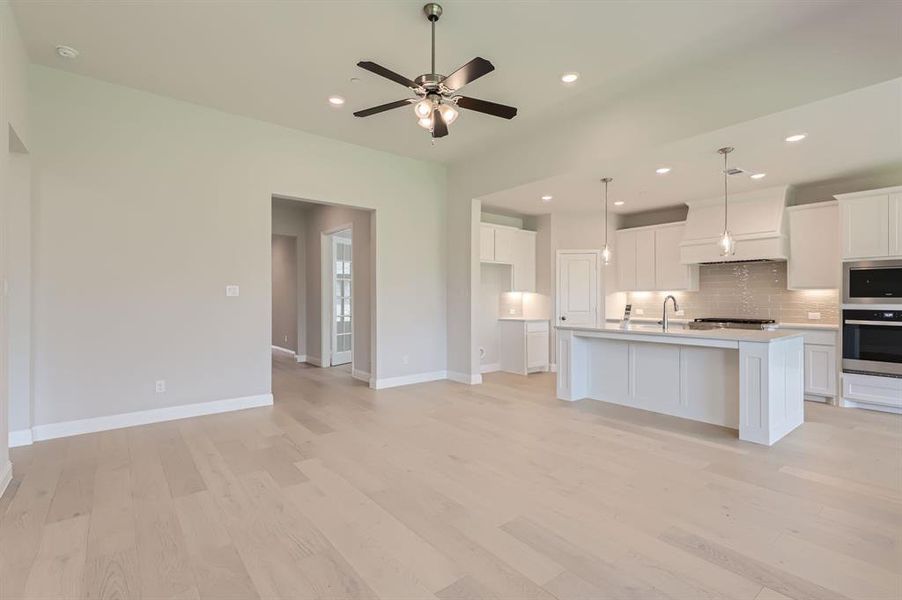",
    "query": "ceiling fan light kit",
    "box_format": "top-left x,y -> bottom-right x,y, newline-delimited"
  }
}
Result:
352,3 -> 518,139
